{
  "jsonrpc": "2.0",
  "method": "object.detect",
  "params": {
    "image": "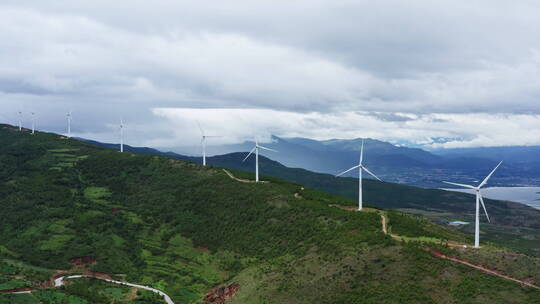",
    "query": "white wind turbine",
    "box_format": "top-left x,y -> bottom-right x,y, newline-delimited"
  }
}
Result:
18,111 -> 22,131
443,161 -> 503,248
335,140 -> 381,211
66,111 -> 72,138
197,122 -> 220,166
242,138 -> 277,182
31,112 -> 35,134
119,119 -> 124,153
